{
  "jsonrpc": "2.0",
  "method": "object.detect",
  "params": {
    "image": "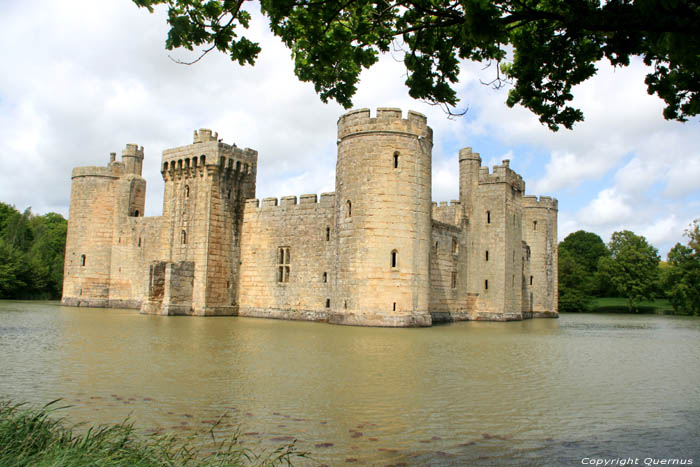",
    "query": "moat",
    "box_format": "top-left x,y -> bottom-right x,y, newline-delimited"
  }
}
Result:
1,301 -> 699,465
